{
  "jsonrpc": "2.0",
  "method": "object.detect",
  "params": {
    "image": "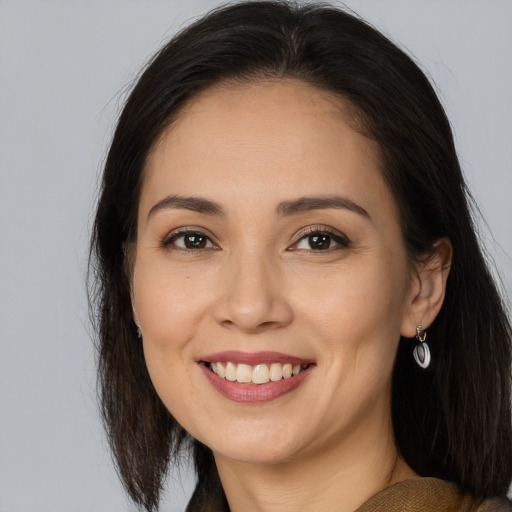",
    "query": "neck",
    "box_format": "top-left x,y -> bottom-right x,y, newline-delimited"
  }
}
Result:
214,409 -> 418,512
